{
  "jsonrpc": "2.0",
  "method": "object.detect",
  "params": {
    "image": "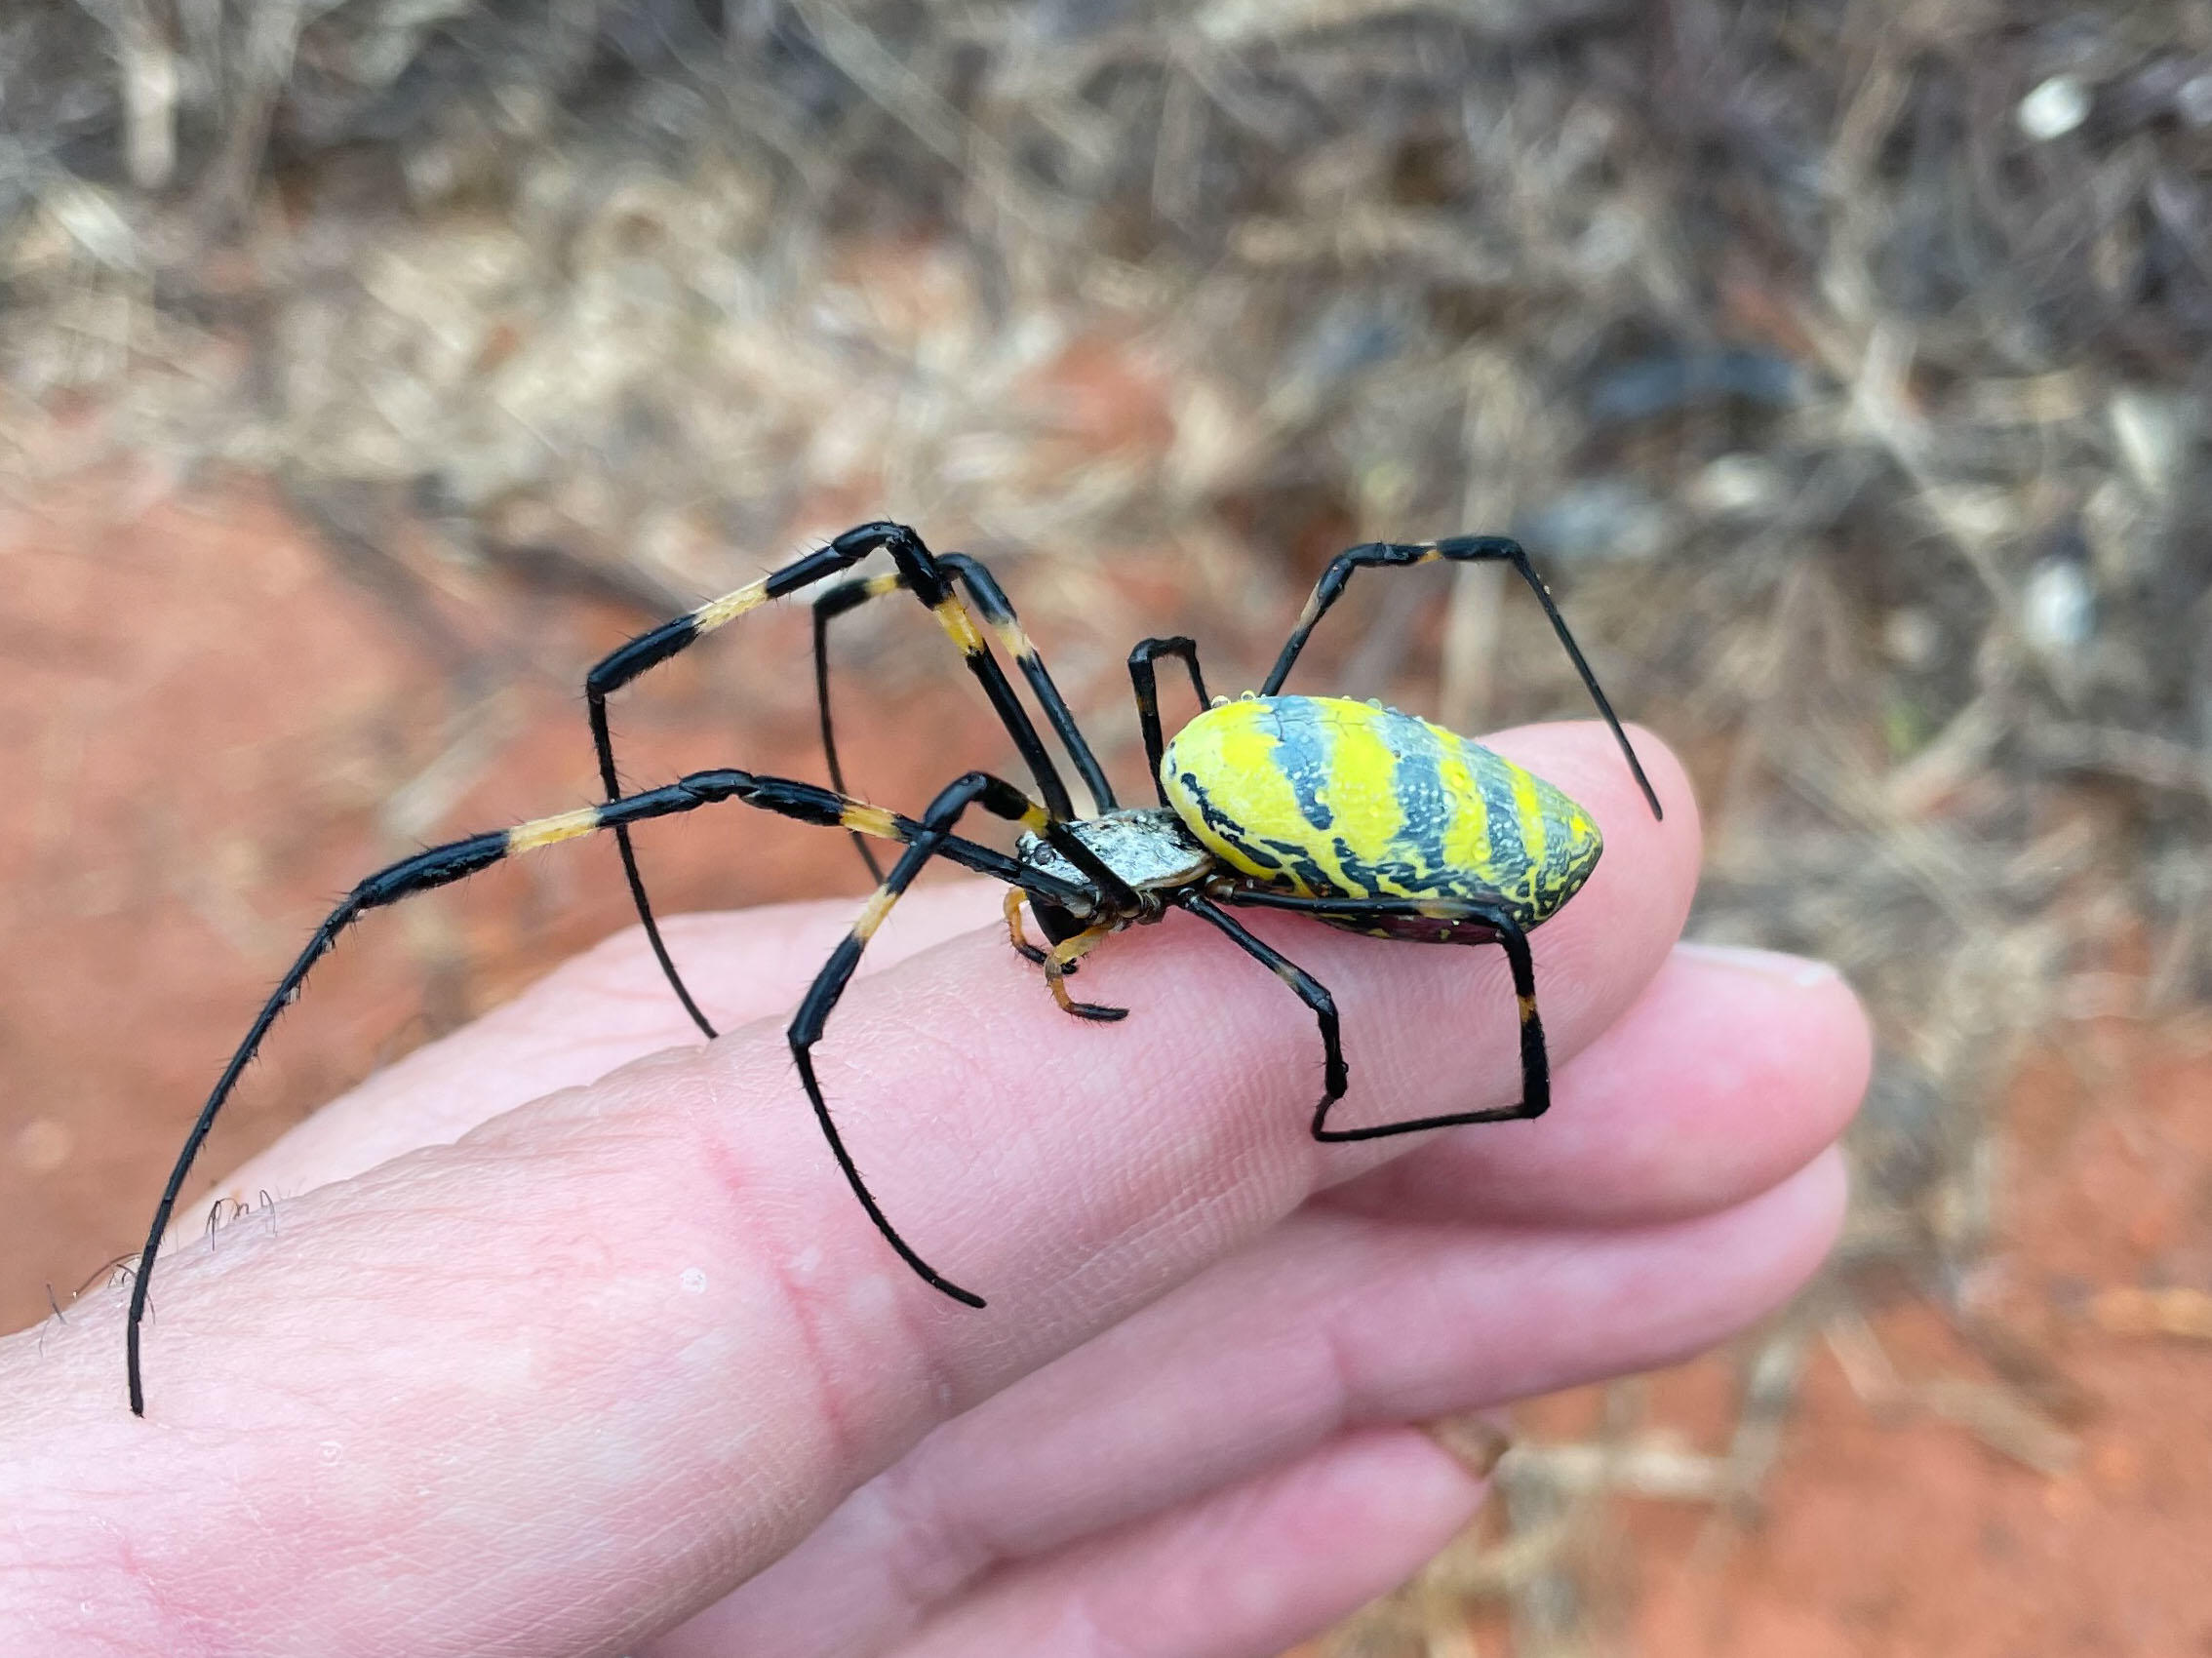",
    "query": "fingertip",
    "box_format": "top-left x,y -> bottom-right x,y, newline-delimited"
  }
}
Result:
1792,1141 -> 1853,1256
1327,937 -> 1869,1229
1317,1424 -> 1491,1532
